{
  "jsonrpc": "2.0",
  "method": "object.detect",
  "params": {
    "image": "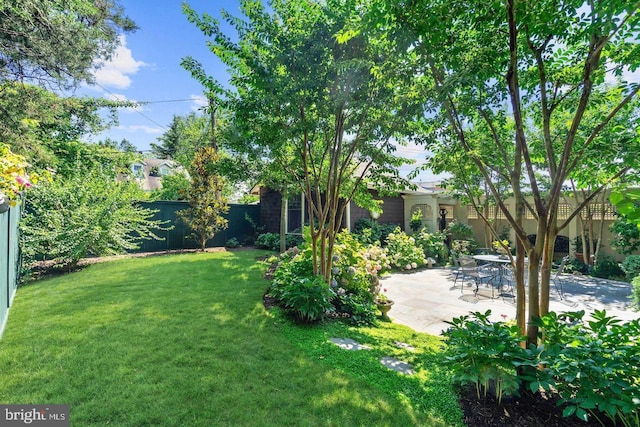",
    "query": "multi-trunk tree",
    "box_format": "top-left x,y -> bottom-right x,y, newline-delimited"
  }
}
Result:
372,0 -> 640,342
183,0 -> 423,281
